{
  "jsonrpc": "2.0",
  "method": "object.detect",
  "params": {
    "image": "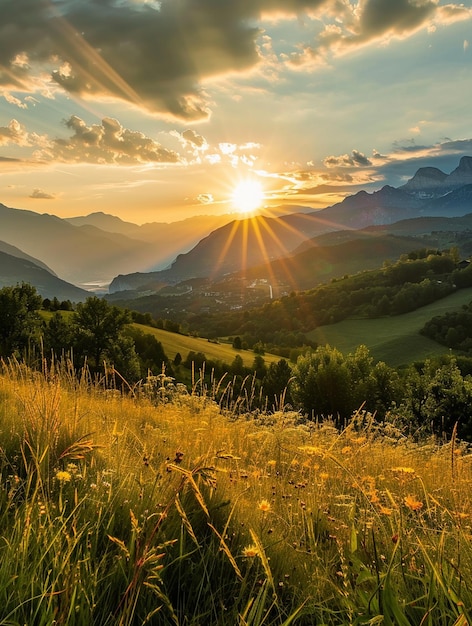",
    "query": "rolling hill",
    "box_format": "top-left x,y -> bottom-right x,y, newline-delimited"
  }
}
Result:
0,250 -> 89,300
0,205 -> 234,288
307,286 -> 472,366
